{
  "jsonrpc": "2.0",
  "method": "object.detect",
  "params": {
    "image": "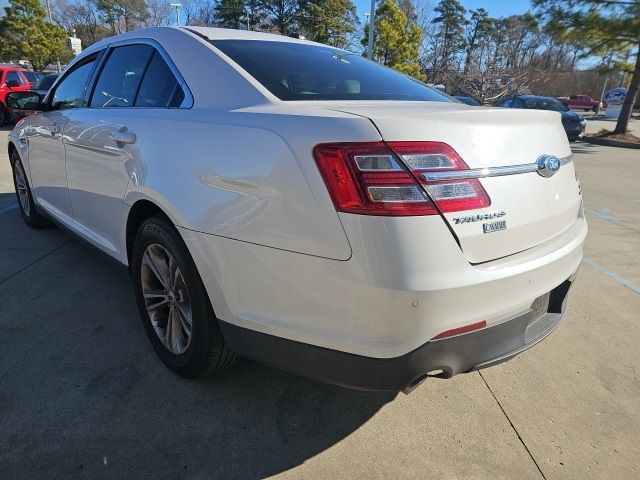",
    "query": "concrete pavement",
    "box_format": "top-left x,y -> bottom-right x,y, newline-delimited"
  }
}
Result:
0,129 -> 638,479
